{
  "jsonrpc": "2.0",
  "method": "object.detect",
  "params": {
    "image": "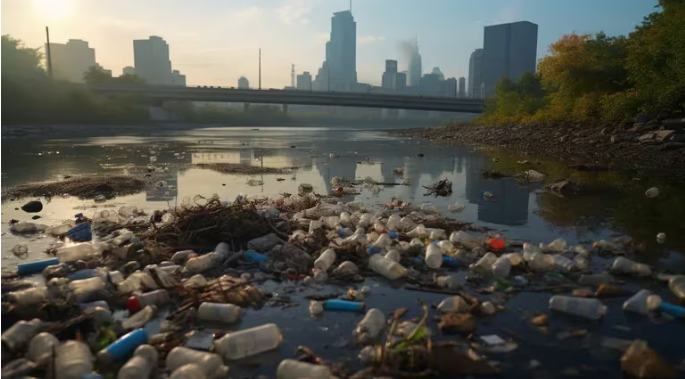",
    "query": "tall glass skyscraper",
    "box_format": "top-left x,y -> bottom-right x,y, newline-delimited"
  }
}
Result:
408,38 -> 422,87
133,36 -> 173,85
482,21 -> 538,97
327,10 -> 357,91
